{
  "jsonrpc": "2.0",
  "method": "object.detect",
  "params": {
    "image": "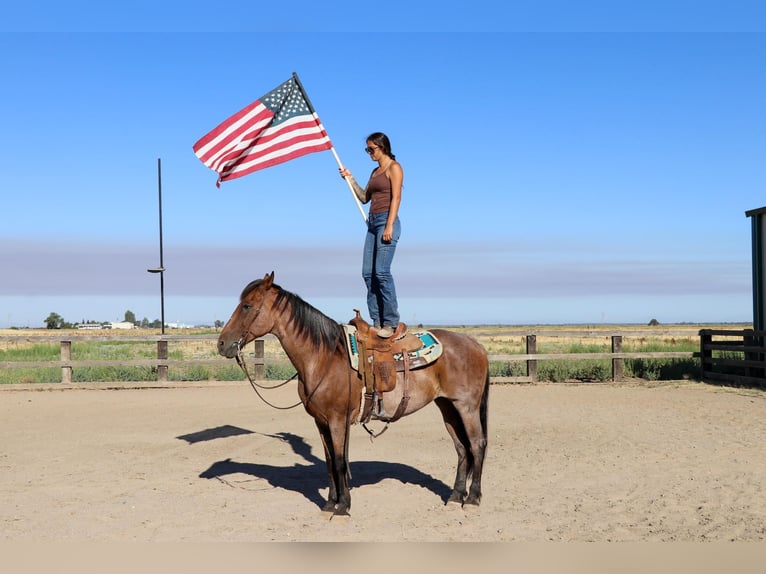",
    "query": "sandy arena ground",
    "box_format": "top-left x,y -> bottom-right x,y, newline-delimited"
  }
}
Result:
1,380 -> 766,543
